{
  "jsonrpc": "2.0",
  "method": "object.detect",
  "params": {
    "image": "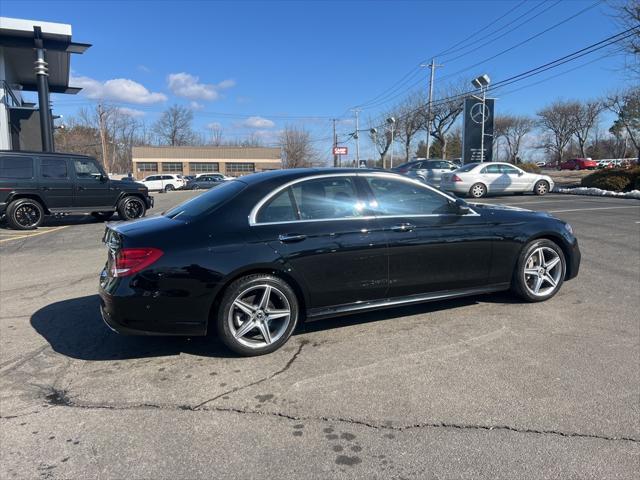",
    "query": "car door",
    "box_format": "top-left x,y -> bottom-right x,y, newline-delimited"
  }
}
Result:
144,175 -> 161,191
250,175 -> 388,309
479,163 -> 506,192
499,164 -> 529,192
361,174 -> 494,297
37,156 -> 73,209
72,157 -> 112,208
